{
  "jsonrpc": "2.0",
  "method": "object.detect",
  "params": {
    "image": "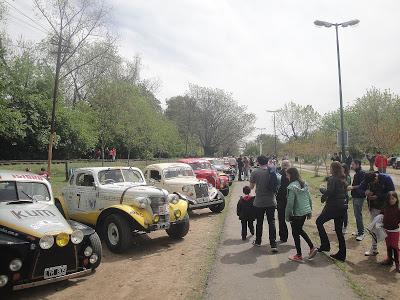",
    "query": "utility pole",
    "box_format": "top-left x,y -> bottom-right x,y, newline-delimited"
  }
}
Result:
255,127 -> 266,155
266,110 -> 281,157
